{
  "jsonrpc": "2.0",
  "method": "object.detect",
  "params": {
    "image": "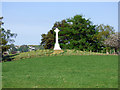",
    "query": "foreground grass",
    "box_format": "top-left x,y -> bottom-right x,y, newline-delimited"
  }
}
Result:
2,55 -> 118,88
